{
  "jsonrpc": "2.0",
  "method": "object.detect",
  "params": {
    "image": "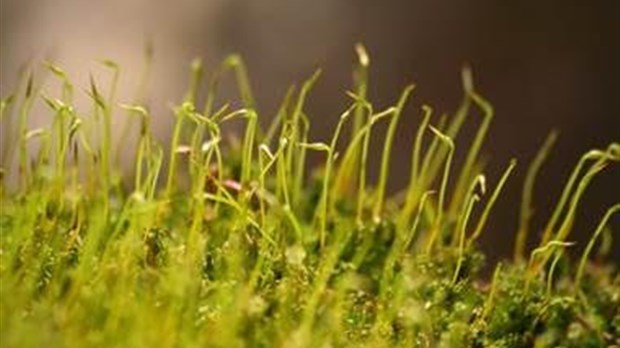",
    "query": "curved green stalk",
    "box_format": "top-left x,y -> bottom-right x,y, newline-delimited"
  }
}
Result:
525,240 -> 574,295
119,104 -> 150,194
467,159 -> 517,248
276,137 -> 292,208
165,103 -> 189,198
418,67 -> 473,201
302,106 -> 353,247
404,190 -> 435,251
546,250 -> 563,298
351,107 -> 396,224
482,263 -> 503,319
223,55 -> 256,111
411,114 -> 448,218
115,45 -> 153,170
18,73 -> 36,192
400,104 -> 433,226
258,140 -> 292,231
240,110 -> 257,186
100,60 -> 119,208
352,43 -> 369,137
452,175 -> 486,247
286,69 -> 321,184
293,113 -> 310,206
552,160 -> 612,243
541,143 -> 619,244
264,86 -> 295,146
0,94 -> 16,176
184,59 -> 204,104
337,44 -> 370,198
514,131 -> 558,261
373,85 -> 414,222
452,193 -> 480,286
425,126 -> 455,253
574,203 -> 620,290
448,89 -> 494,220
